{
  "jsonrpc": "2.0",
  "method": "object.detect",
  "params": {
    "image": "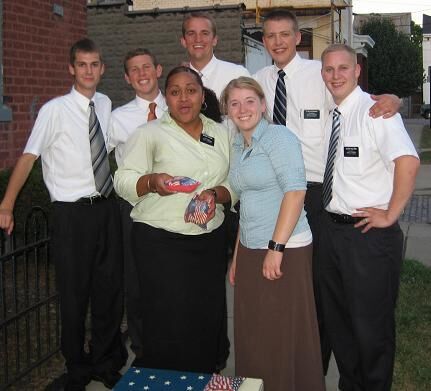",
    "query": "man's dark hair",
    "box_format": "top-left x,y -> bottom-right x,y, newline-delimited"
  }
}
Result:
69,38 -> 102,65
263,9 -> 299,33
123,48 -> 159,74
